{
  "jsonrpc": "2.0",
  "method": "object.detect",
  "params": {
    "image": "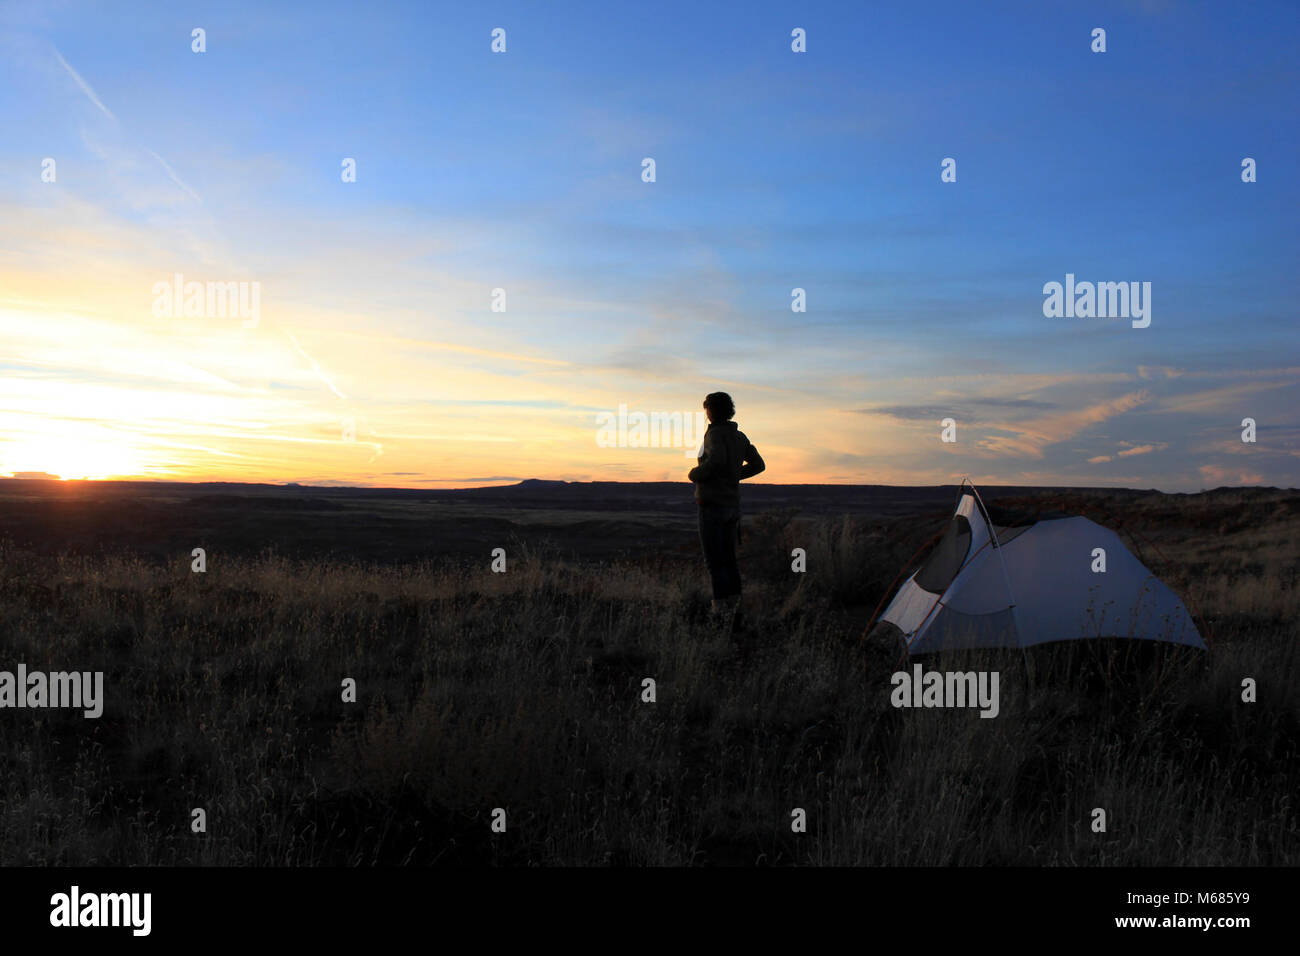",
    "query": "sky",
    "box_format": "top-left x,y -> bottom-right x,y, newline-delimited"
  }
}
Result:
0,0 -> 1296,490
